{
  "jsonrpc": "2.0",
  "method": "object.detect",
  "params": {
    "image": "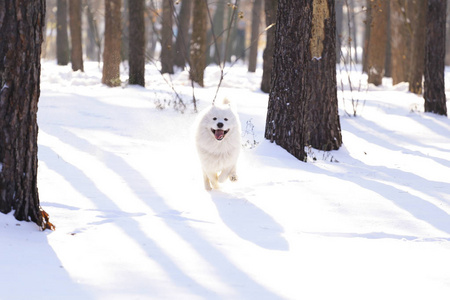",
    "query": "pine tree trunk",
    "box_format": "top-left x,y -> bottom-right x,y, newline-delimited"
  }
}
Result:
390,0 -> 411,85
56,0 -> 70,65
69,0 -> 84,72
0,0 -> 46,228
265,0 -> 342,161
248,0 -> 263,72
161,0 -> 174,74
424,0 -> 447,116
306,0 -> 342,151
408,0 -> 426,94
121,0 -> 129,61
190,0 -> 207,86
174,0 -> 192,68
260,0 -> 277,93
265,0 -> 308,161
367,0 -> 388,86
129,0 -> 145,86
85,0 -> 101,61
102,0 -> 122,87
